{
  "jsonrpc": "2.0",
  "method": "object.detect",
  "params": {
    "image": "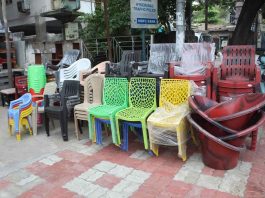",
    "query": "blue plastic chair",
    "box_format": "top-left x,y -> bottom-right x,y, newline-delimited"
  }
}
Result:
8,93 -> 33,140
